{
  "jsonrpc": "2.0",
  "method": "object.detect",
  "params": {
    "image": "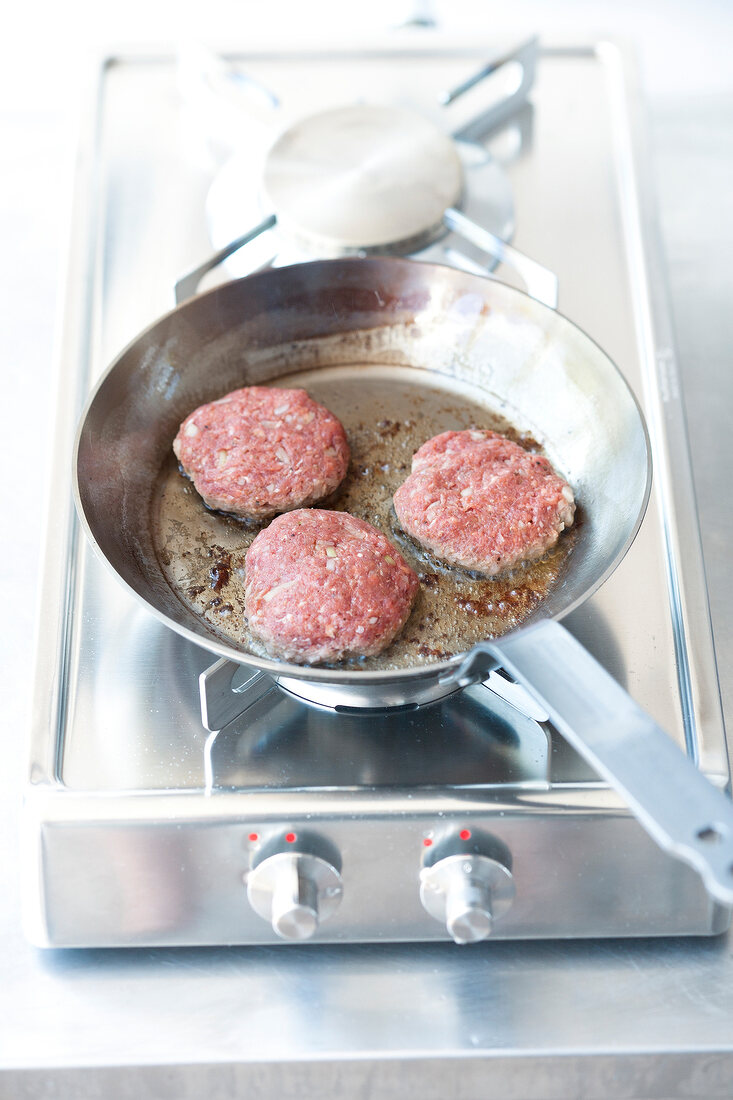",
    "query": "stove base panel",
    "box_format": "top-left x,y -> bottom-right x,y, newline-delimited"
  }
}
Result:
23,795 -> 730,947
